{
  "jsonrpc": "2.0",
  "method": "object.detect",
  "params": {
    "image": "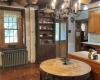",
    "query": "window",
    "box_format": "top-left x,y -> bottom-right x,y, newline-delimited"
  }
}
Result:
55,23 -> 59,41
4,17 -> 18,43
60,23 -> 66,40
0,9 -> 25,49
